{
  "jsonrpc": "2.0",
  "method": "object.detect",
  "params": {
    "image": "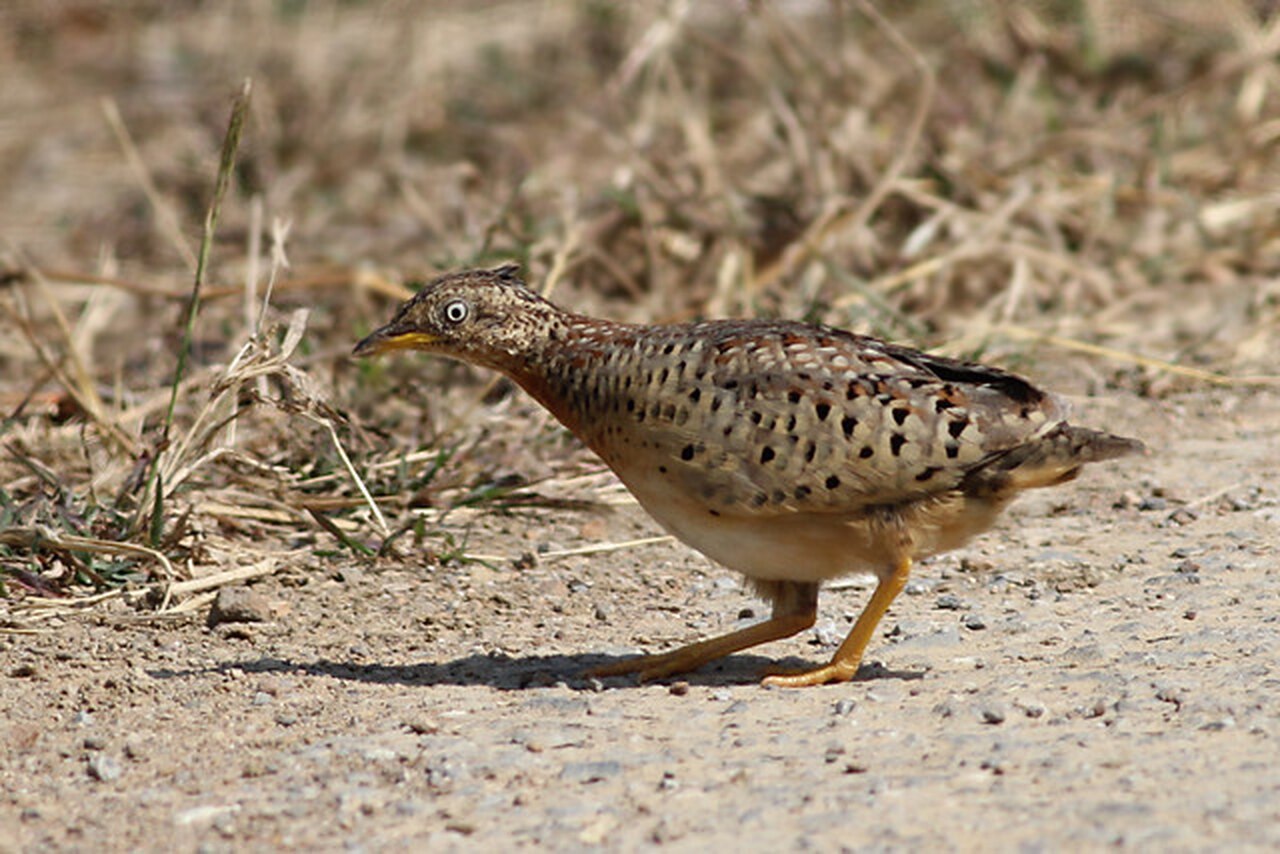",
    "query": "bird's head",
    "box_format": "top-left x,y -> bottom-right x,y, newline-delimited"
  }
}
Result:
353,264 -> 560,371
